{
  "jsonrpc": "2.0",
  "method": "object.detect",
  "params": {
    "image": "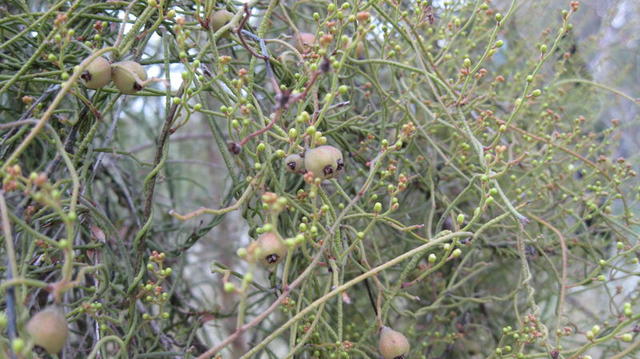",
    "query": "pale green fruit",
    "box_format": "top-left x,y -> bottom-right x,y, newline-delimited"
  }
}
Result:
379,326 -> 410,359
111,61 -> 147,94
26,306 -> 69,354
210,10 -> 233,32
247,232 -> 287,266
284,154 -> 305,174
80,57 -> 111,89
293,32 -> 316,52
304,145 -> 344,180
